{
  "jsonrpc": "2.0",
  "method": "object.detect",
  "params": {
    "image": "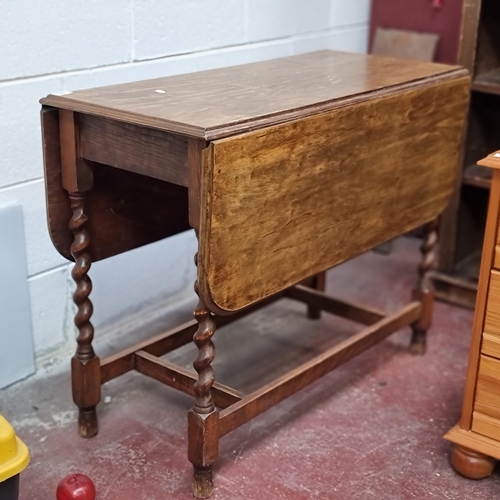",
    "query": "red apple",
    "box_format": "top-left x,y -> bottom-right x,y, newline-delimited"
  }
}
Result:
56,474 -> 96,500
